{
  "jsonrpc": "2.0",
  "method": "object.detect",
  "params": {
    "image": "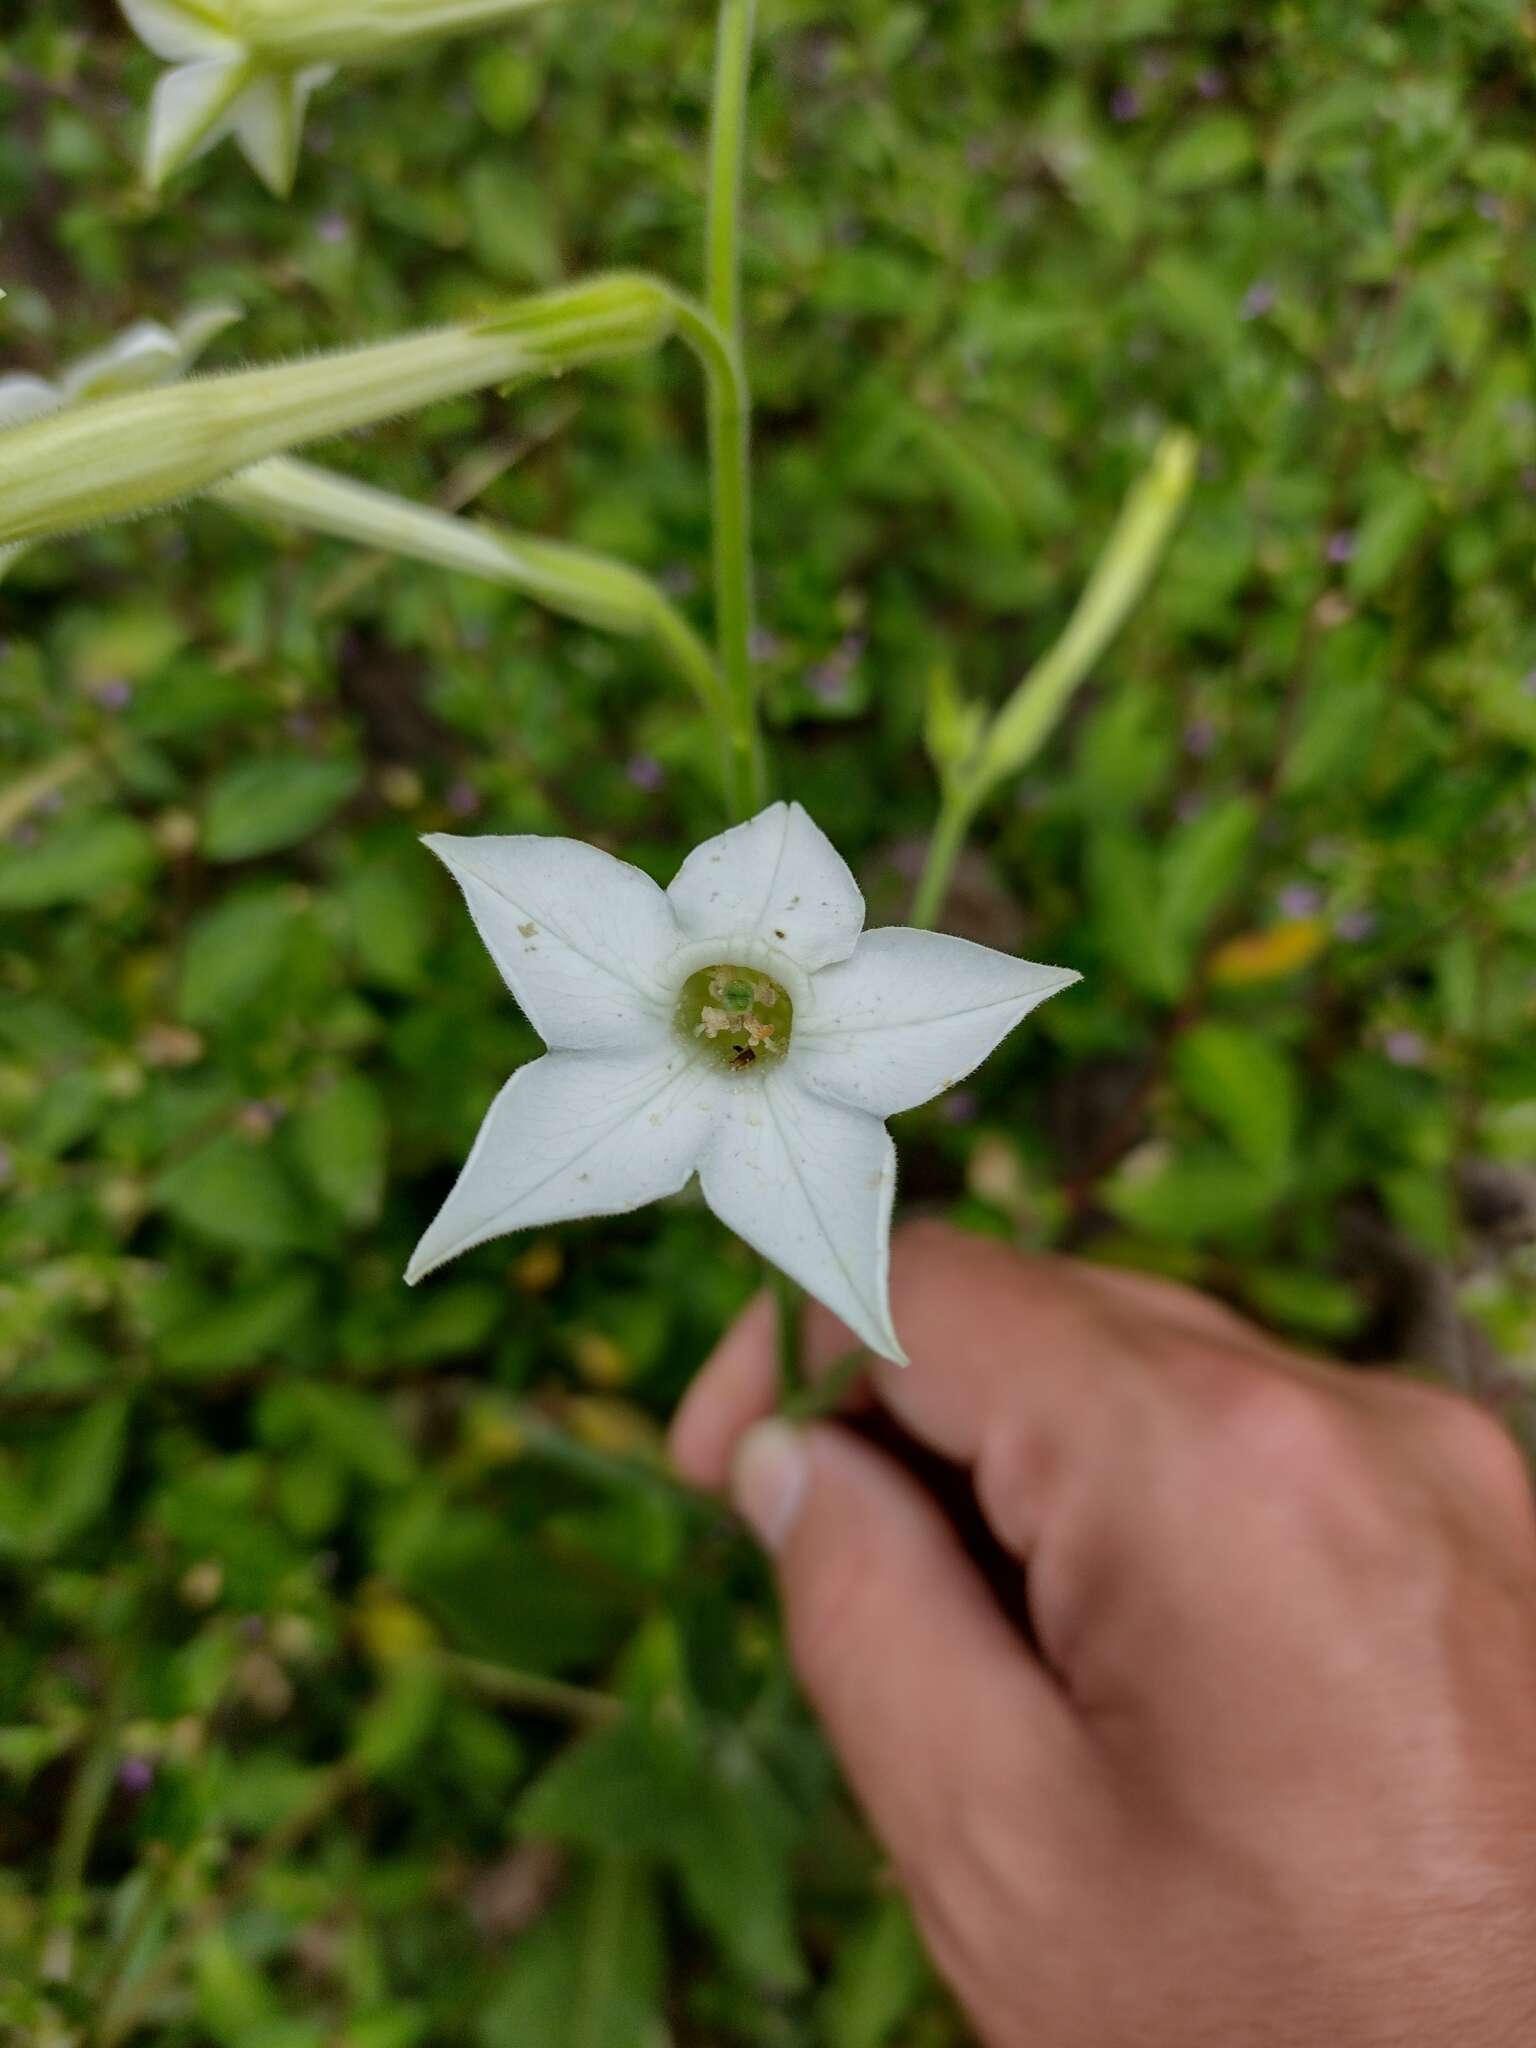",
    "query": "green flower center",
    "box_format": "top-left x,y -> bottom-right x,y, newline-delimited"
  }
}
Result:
674,962 -> 793,1072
